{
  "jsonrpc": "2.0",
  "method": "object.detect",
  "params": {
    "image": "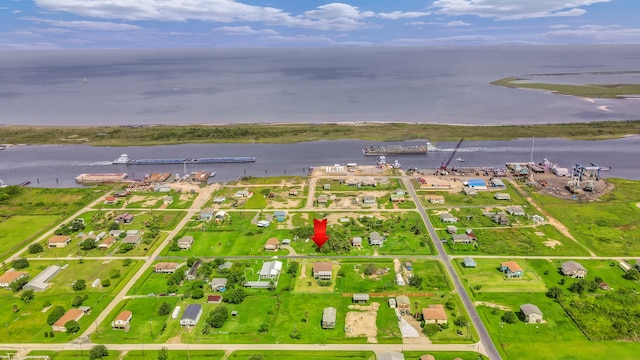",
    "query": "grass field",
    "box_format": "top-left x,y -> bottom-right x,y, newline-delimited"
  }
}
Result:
27,350 -> 121,359
0,215 -> 59,261
403,351 -> 486,360
0,187 -> 102,216
227,351 -> 374,360
454,258 -> 548,294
